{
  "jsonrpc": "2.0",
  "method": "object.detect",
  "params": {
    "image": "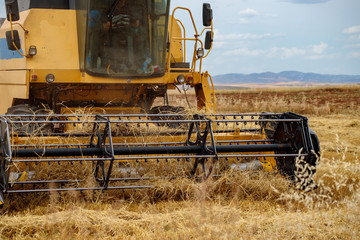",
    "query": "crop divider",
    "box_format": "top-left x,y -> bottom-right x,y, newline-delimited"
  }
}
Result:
0,117 -> 12,203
